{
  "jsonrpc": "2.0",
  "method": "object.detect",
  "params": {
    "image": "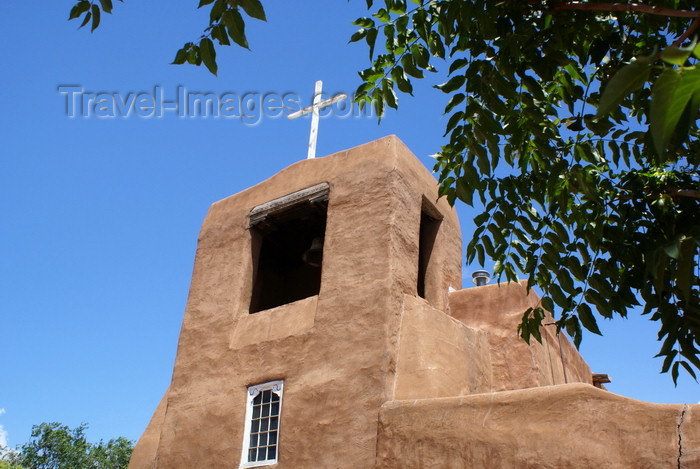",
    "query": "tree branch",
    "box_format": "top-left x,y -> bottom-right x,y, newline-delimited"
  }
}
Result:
672,17 -> 700,46
669,189 -> 700,199
550,2 -> 700,19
